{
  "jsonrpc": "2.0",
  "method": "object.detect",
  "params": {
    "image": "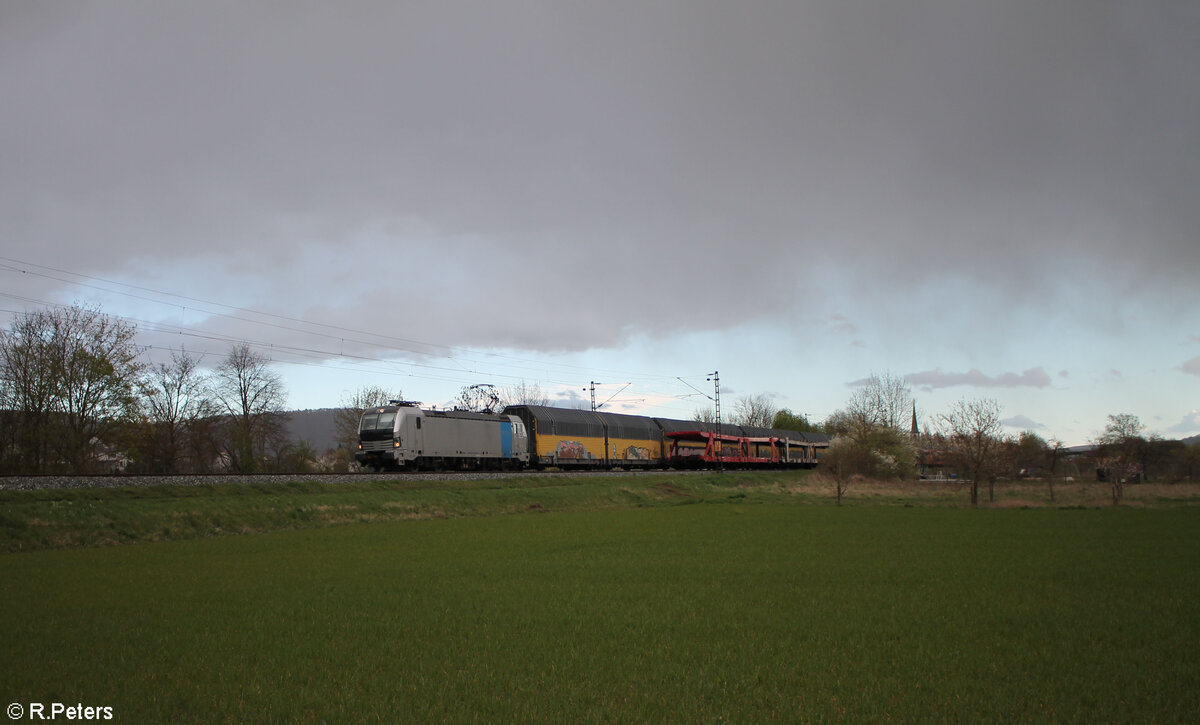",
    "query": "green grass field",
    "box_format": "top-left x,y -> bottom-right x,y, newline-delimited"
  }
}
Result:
2,475 -> 1199,722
